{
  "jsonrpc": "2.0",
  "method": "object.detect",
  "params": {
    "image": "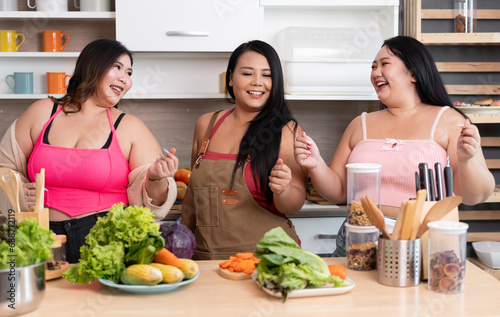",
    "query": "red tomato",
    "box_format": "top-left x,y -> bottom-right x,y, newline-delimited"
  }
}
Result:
175,168 -> 191,185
